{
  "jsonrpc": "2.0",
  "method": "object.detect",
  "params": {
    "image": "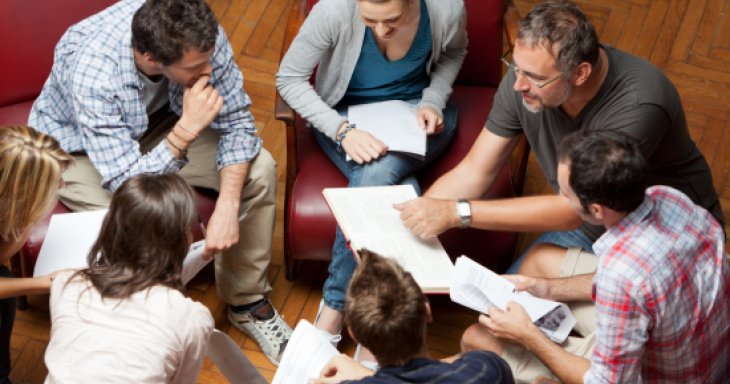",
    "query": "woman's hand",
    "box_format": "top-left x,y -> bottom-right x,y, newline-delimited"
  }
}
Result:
339,122 -> 388,164
417,107 -> 444,135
